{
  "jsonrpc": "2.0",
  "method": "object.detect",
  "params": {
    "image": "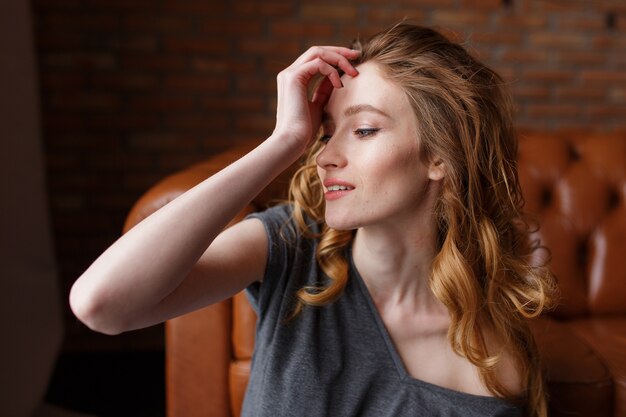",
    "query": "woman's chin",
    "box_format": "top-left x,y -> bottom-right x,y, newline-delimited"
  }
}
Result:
323,213 -> 359,231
